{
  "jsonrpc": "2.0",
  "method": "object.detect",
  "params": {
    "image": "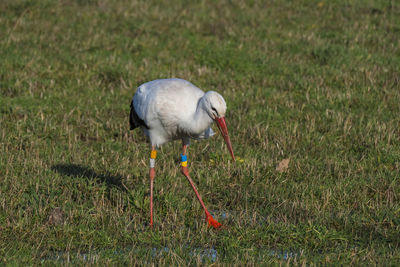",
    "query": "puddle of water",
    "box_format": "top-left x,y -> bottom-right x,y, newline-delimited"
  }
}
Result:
41,210 -> 297,263
41,246 -> 297,264
189,248 -> 218,262
268,249 -> 298,260
151,246 -> 169,258
41,246 -> 219,264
